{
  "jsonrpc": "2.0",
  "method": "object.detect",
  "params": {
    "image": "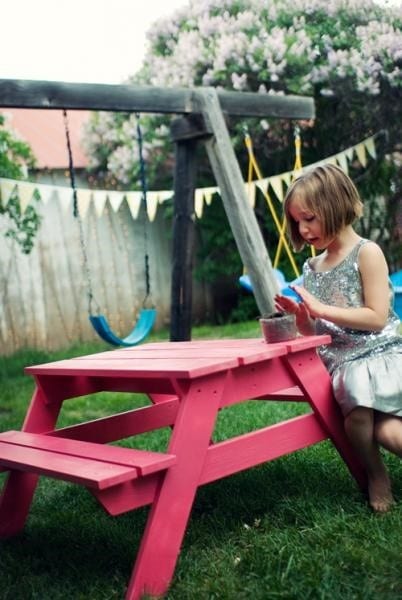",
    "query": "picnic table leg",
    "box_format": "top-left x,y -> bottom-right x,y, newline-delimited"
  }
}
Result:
0,387 -> 62,537
125,372 -> 227,600
284,349 -> 367,491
